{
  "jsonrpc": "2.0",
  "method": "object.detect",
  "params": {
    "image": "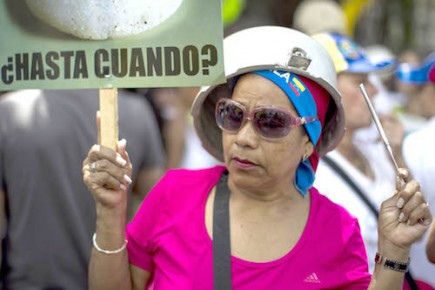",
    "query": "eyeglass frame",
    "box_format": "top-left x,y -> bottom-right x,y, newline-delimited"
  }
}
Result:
215,98 -> 318,140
